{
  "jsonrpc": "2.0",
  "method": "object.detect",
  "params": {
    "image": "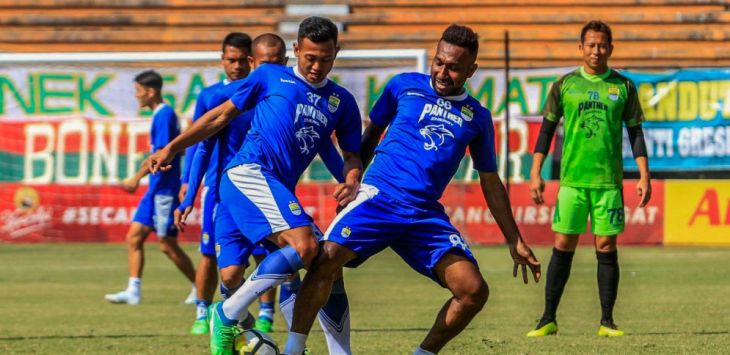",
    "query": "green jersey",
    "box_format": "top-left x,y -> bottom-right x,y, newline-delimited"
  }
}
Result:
543,66 -> 644,188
